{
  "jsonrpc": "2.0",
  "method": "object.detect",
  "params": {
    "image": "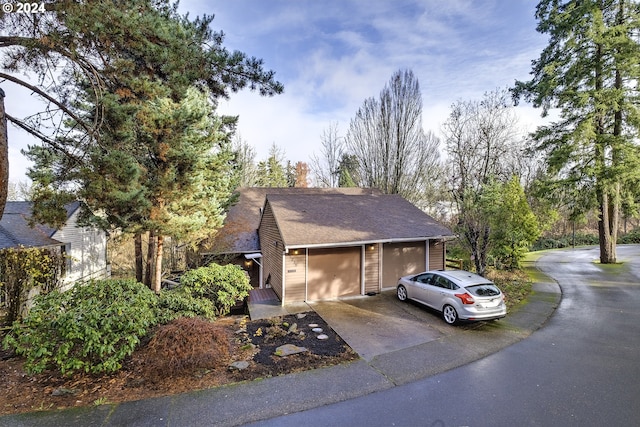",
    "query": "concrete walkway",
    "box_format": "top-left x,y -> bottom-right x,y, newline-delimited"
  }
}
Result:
0,281 -> 561,427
